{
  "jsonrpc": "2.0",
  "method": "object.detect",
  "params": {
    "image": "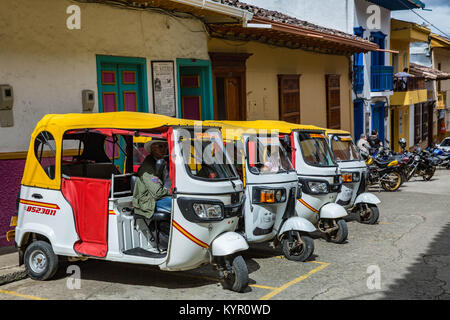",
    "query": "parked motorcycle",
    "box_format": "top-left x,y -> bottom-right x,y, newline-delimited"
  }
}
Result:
406,147 -> 437,181
361,148 -> 404,192
428,145 -> 450,169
